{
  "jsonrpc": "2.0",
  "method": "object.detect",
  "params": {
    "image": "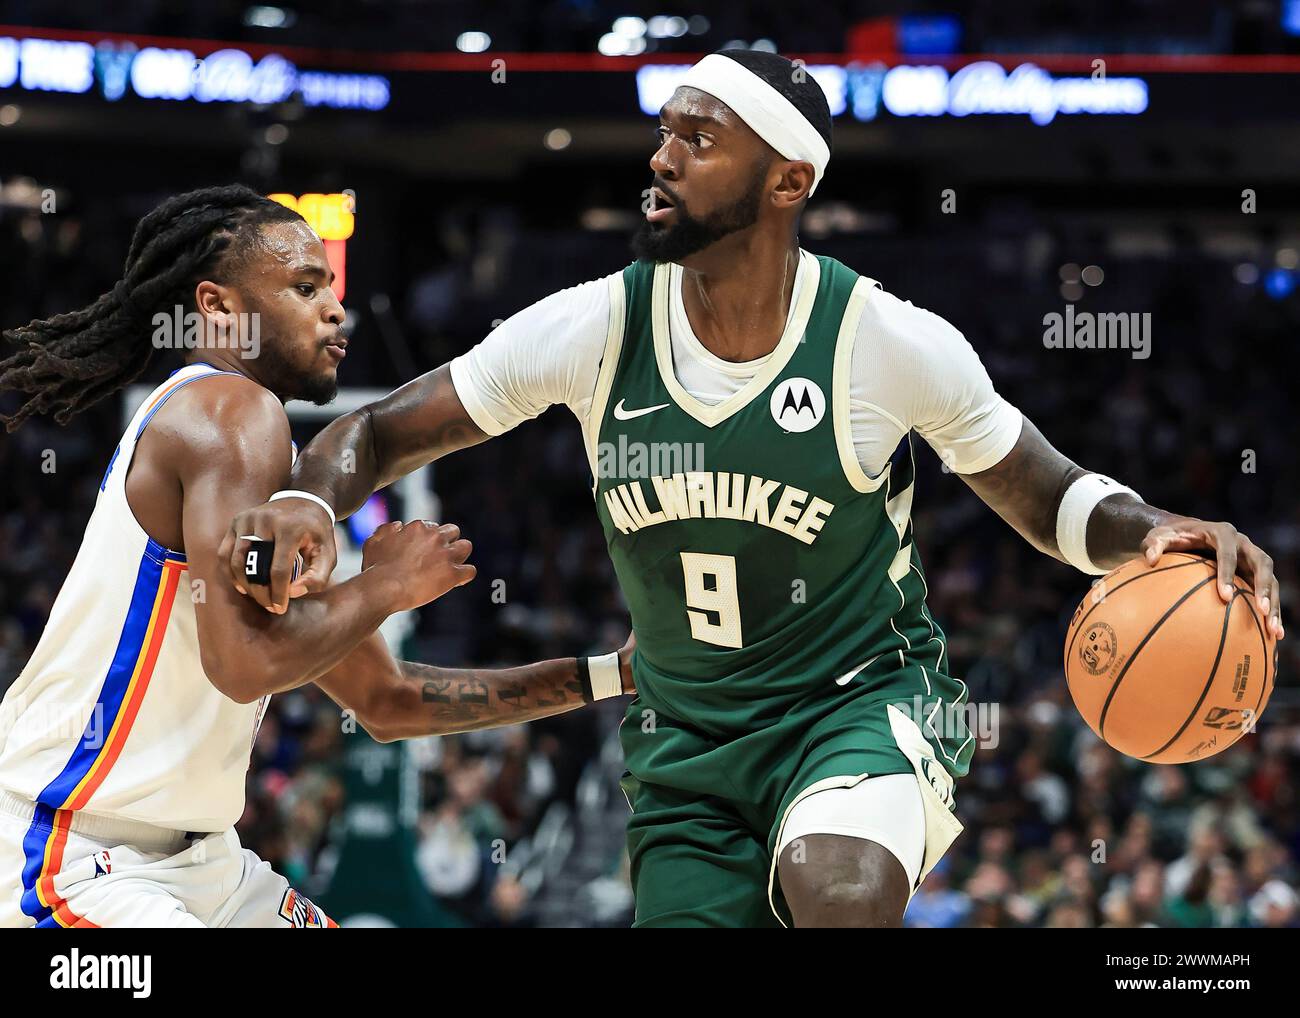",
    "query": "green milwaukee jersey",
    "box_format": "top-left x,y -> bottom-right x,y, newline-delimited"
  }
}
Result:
592,253 -> 972,778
